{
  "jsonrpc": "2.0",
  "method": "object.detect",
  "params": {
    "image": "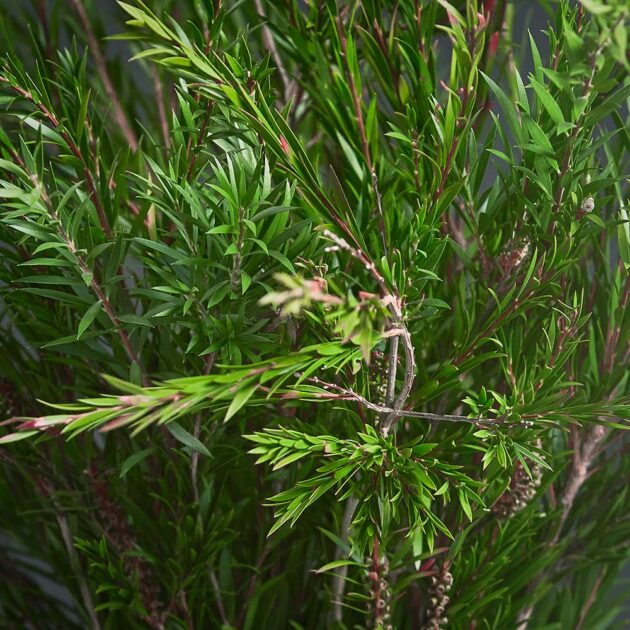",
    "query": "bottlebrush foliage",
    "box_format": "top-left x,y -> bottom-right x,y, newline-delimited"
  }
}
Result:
0,0 -> 629,628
